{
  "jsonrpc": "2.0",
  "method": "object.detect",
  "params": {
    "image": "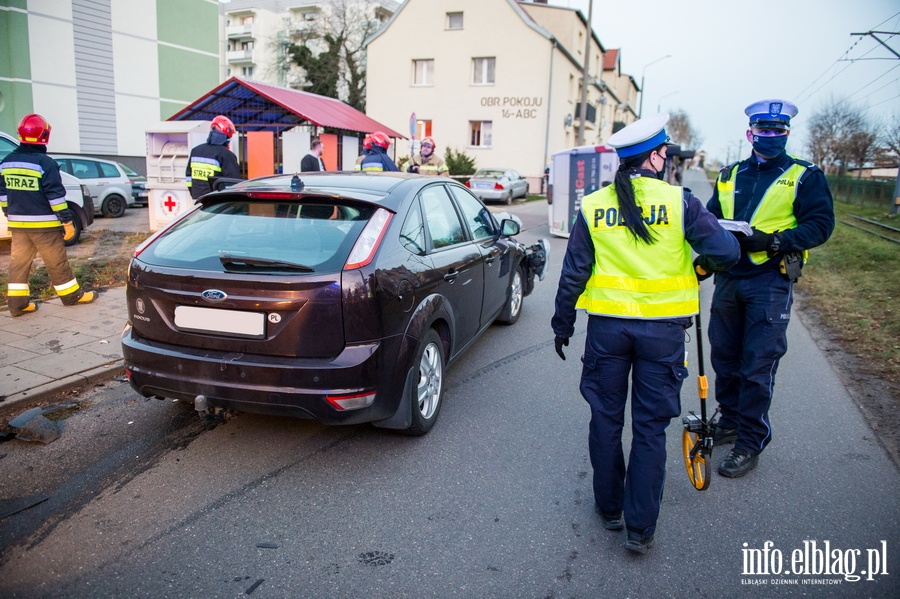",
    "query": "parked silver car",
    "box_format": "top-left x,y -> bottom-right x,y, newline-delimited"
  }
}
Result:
0,132 -> 94,245
465,168 -> 530,205
51,154 -> 136,218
